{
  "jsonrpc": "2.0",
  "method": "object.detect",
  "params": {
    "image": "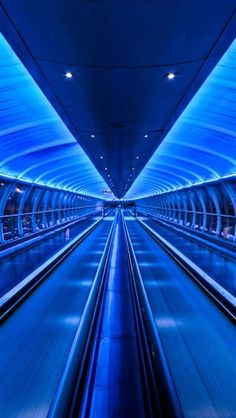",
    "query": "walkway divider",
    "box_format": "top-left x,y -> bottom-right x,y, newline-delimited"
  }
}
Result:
48,212 -> 118,418
0,210 -> 102,261
137,218 -> 236,322
137,210 -> 236,257
0,216 -> 103,322
122,213 -> 183,418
